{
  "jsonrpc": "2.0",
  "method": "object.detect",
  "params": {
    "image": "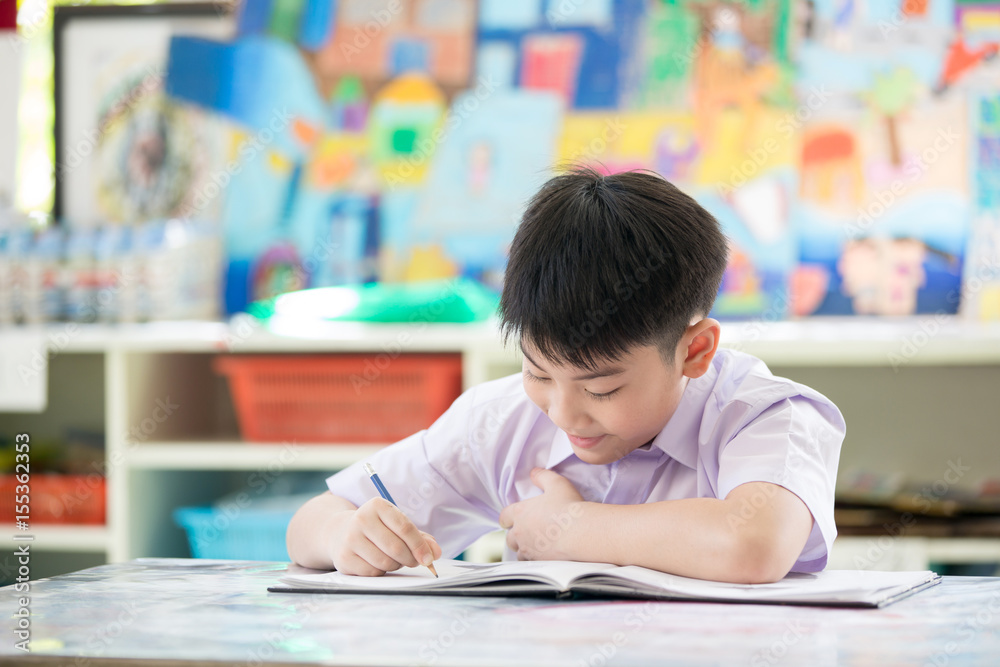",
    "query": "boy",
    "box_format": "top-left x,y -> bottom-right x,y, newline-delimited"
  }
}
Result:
287,168 -> 845,584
